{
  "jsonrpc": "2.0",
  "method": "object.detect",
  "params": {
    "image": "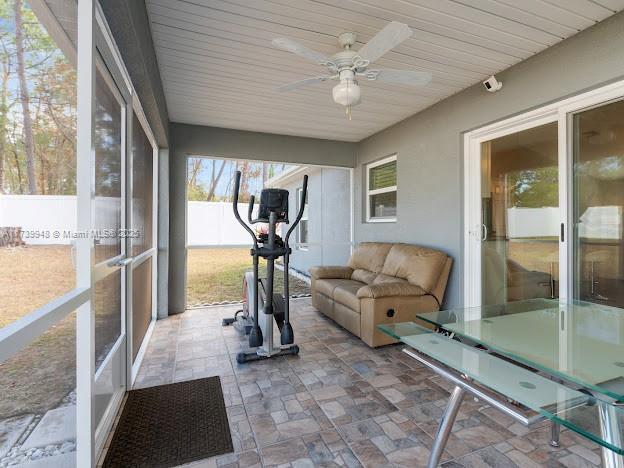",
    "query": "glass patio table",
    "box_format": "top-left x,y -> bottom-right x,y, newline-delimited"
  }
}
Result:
379,298 -> 624,468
